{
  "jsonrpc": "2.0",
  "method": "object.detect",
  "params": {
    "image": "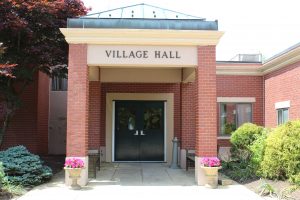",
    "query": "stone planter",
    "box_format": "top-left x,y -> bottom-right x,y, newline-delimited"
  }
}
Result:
64,168 -> 83,190
201,166 -> 222,189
